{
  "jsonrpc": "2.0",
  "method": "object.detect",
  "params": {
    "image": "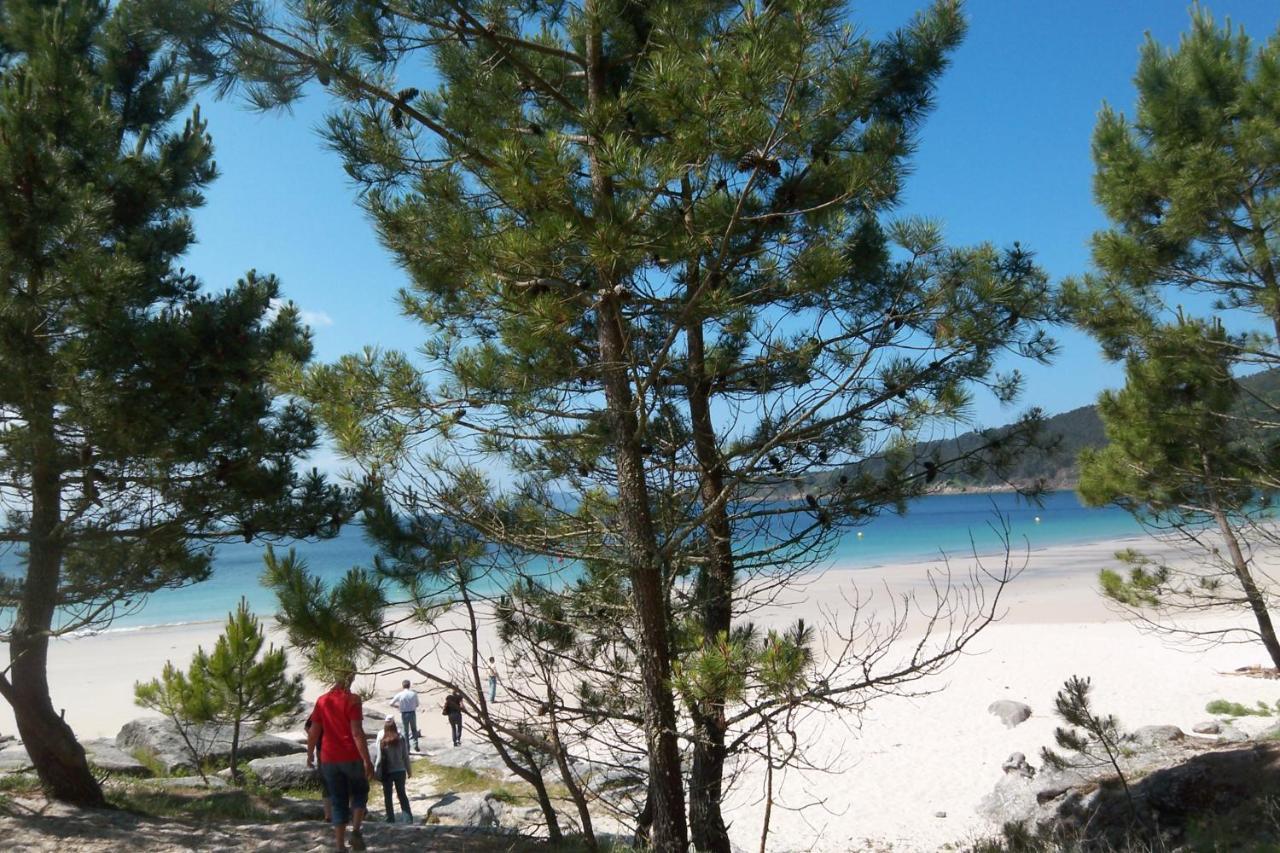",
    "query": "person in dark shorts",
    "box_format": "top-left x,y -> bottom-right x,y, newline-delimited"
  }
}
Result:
443,690 -> 464,747
308,672 -> 376,852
